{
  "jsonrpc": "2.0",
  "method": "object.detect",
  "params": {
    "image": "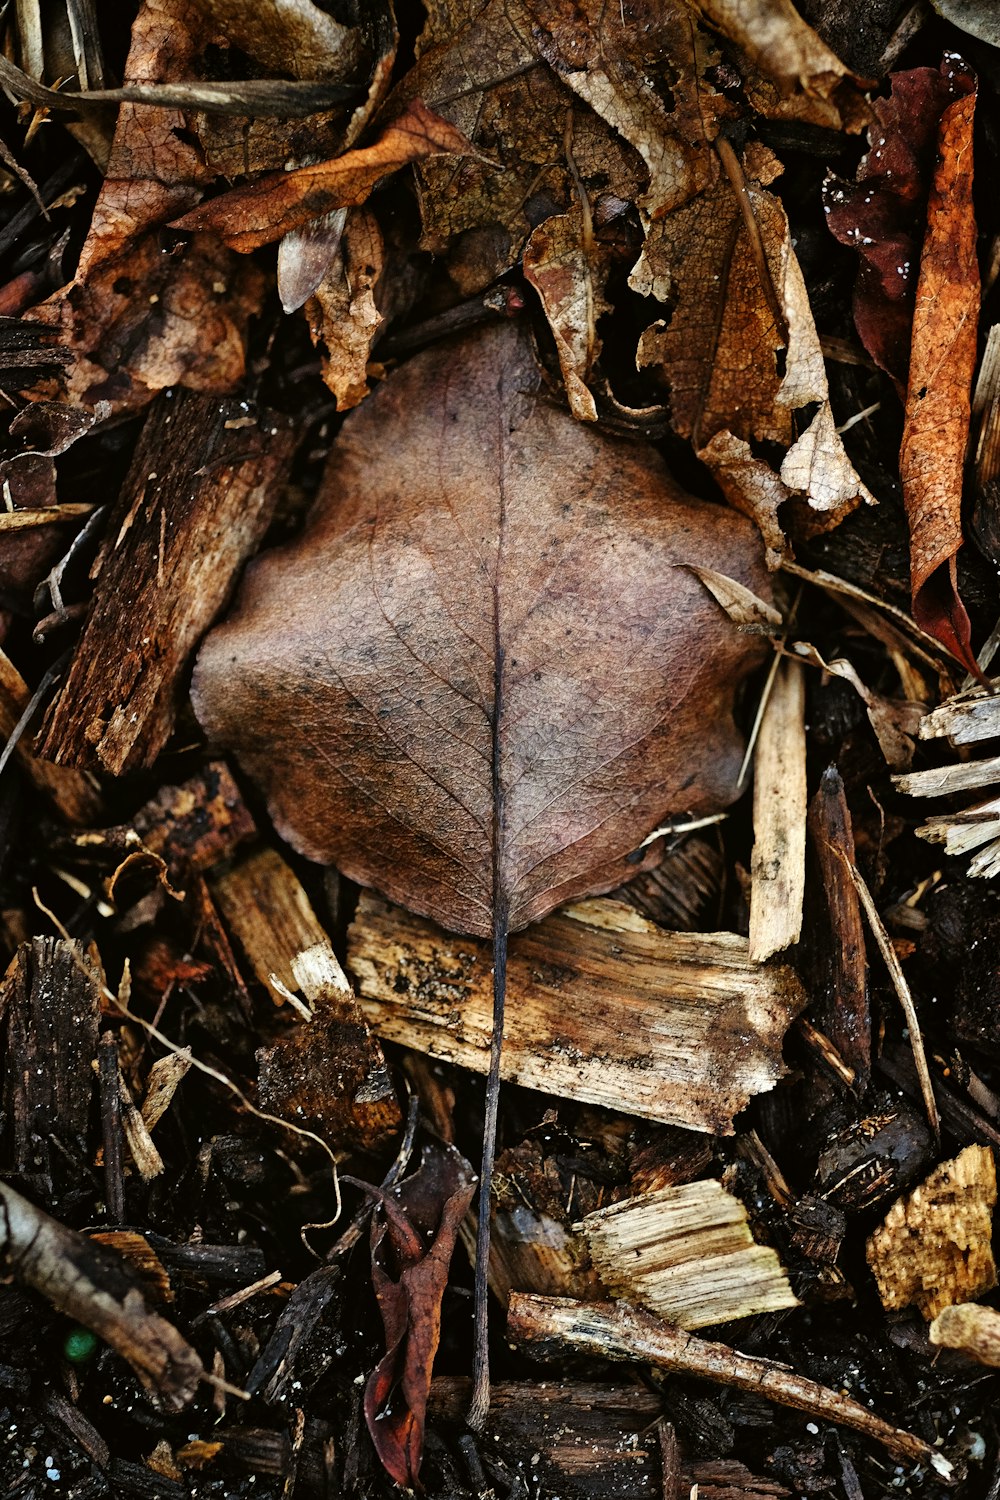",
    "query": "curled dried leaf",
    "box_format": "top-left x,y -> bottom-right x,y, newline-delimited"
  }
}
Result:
172,99 -> 473,253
